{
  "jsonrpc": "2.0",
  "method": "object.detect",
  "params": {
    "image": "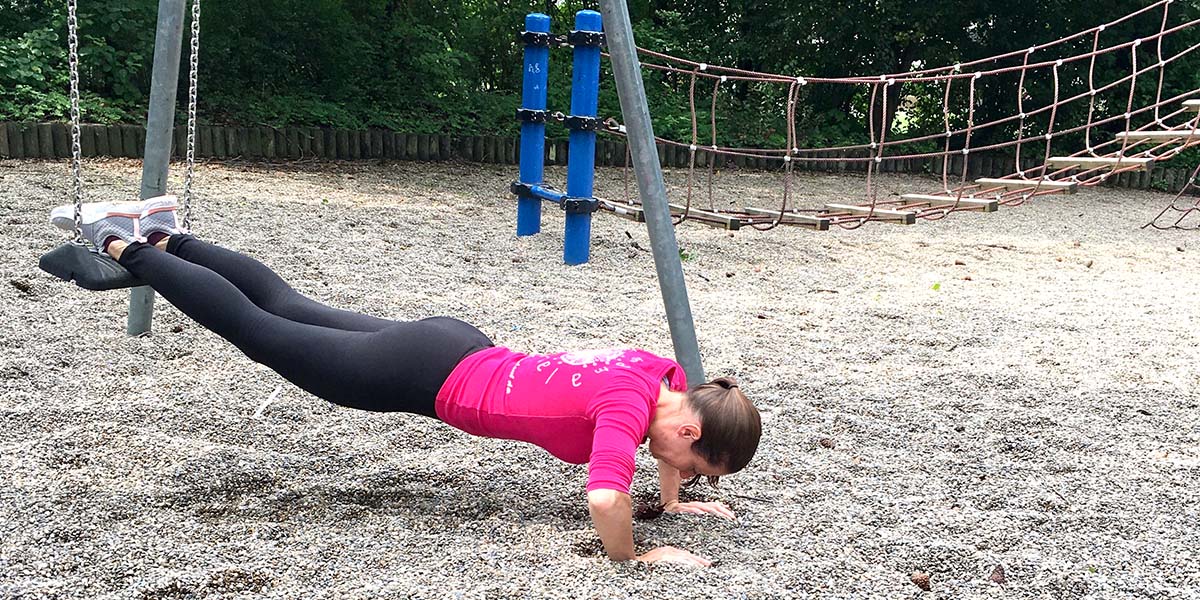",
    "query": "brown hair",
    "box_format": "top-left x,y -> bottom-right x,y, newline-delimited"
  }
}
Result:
684,377 -> 761,487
